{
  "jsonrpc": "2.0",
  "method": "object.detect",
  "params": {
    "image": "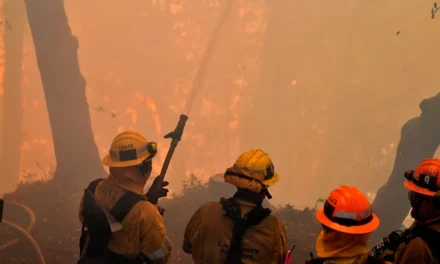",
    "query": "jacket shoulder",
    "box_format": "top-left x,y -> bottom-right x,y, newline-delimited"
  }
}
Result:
264,214 -> 284,226
132,199 -> 159,214
200,201 -> 222,211
123,199 -> 161,224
